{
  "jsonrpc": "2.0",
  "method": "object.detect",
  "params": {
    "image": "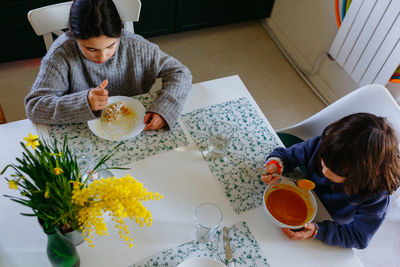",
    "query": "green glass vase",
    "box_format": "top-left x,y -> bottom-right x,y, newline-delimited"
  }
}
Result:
42,221 -> 80,267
